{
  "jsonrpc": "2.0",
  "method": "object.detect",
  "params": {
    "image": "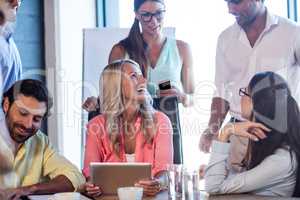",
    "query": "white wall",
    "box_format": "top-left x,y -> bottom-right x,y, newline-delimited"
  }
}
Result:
58,0 -> 96,167
45,0 -> 96,168
45,0 -> 62,155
